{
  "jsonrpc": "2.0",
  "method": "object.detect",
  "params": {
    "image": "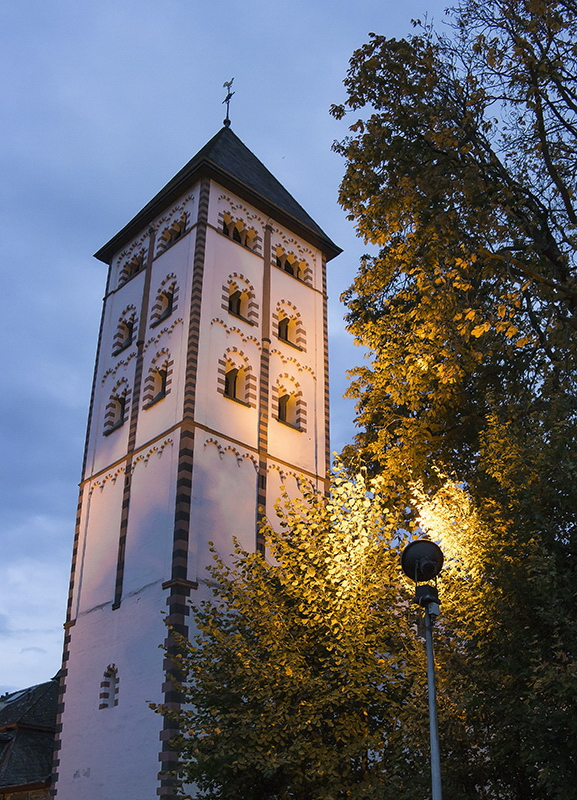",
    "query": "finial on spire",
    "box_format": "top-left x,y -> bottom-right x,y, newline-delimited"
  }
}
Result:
222,78 -> 235,127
